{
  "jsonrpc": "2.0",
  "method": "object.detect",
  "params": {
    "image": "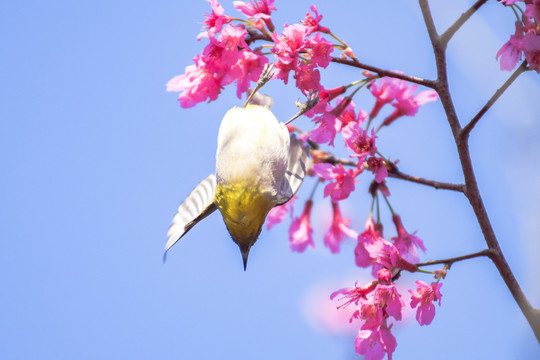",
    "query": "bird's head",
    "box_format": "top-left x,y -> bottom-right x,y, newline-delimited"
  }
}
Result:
215,181 -> 275,270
